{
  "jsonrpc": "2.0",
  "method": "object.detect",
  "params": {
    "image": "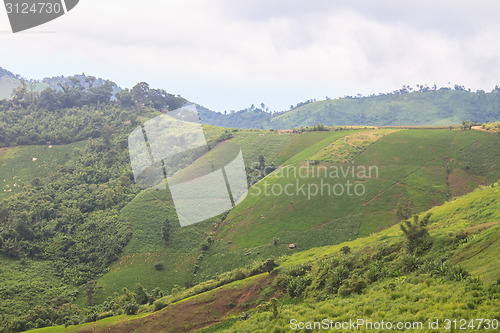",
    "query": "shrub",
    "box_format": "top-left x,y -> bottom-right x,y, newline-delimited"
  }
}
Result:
400,213 -> 432,255
232,269 -> 247,281
340,246 -> 351,254
401,253 -> 422,272
123,303 -> 139,315
239,312 -> 250,321
85,312 -> 98,323
338,276 -> 367,297
97,311 -> 114,320
251,258 -> 279,275
154,299 -> 167,312
154,261 -> 165,271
